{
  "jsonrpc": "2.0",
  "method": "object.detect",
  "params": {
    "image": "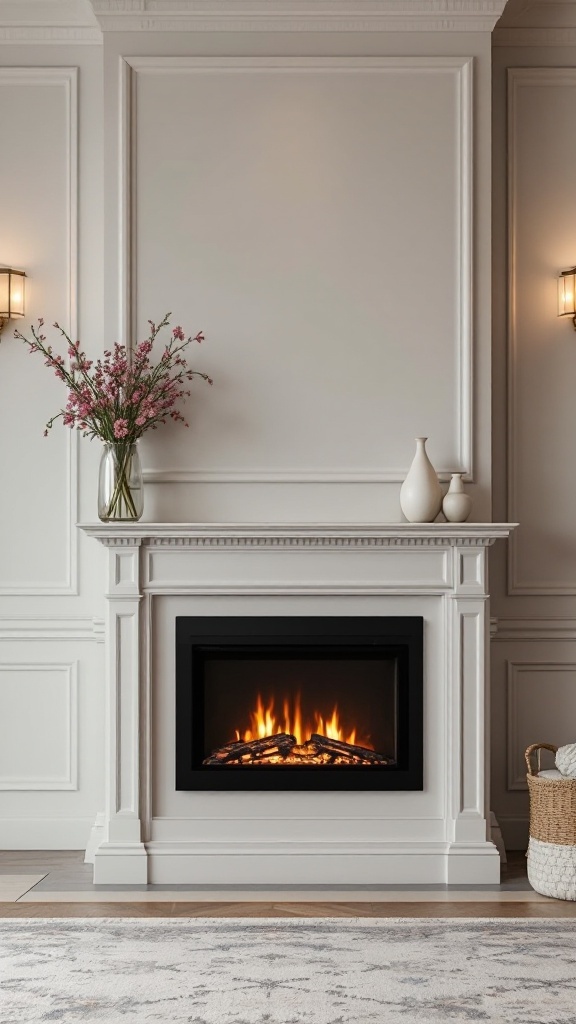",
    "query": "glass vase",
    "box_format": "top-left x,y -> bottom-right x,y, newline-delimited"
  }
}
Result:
98,442 -> 144,522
